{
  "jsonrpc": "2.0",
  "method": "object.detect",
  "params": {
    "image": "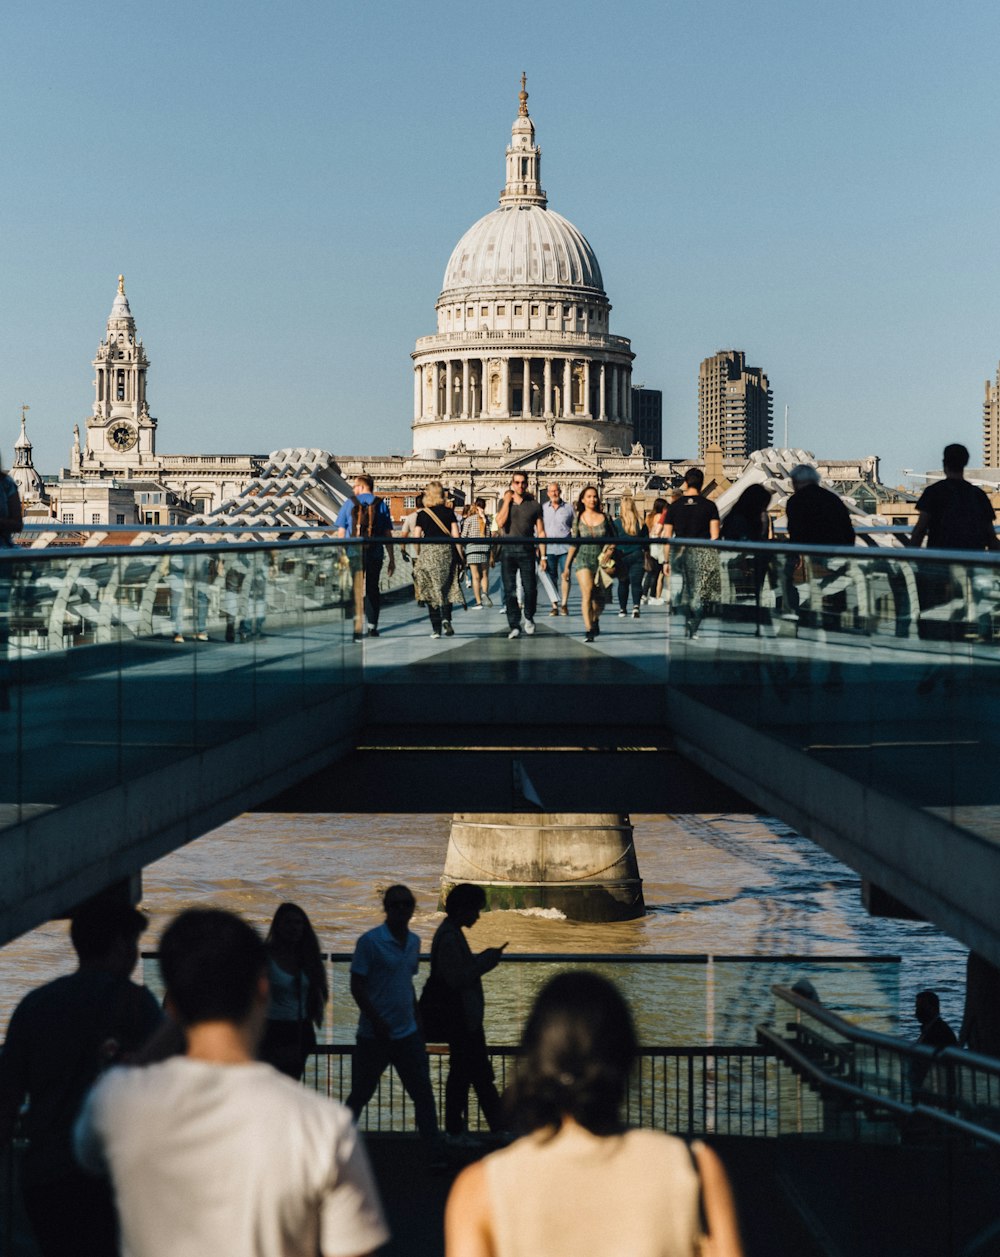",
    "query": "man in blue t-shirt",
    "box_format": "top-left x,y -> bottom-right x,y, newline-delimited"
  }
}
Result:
335,474 -> 395,642
346,886 -> 441,1155
542,482 -> 574,616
